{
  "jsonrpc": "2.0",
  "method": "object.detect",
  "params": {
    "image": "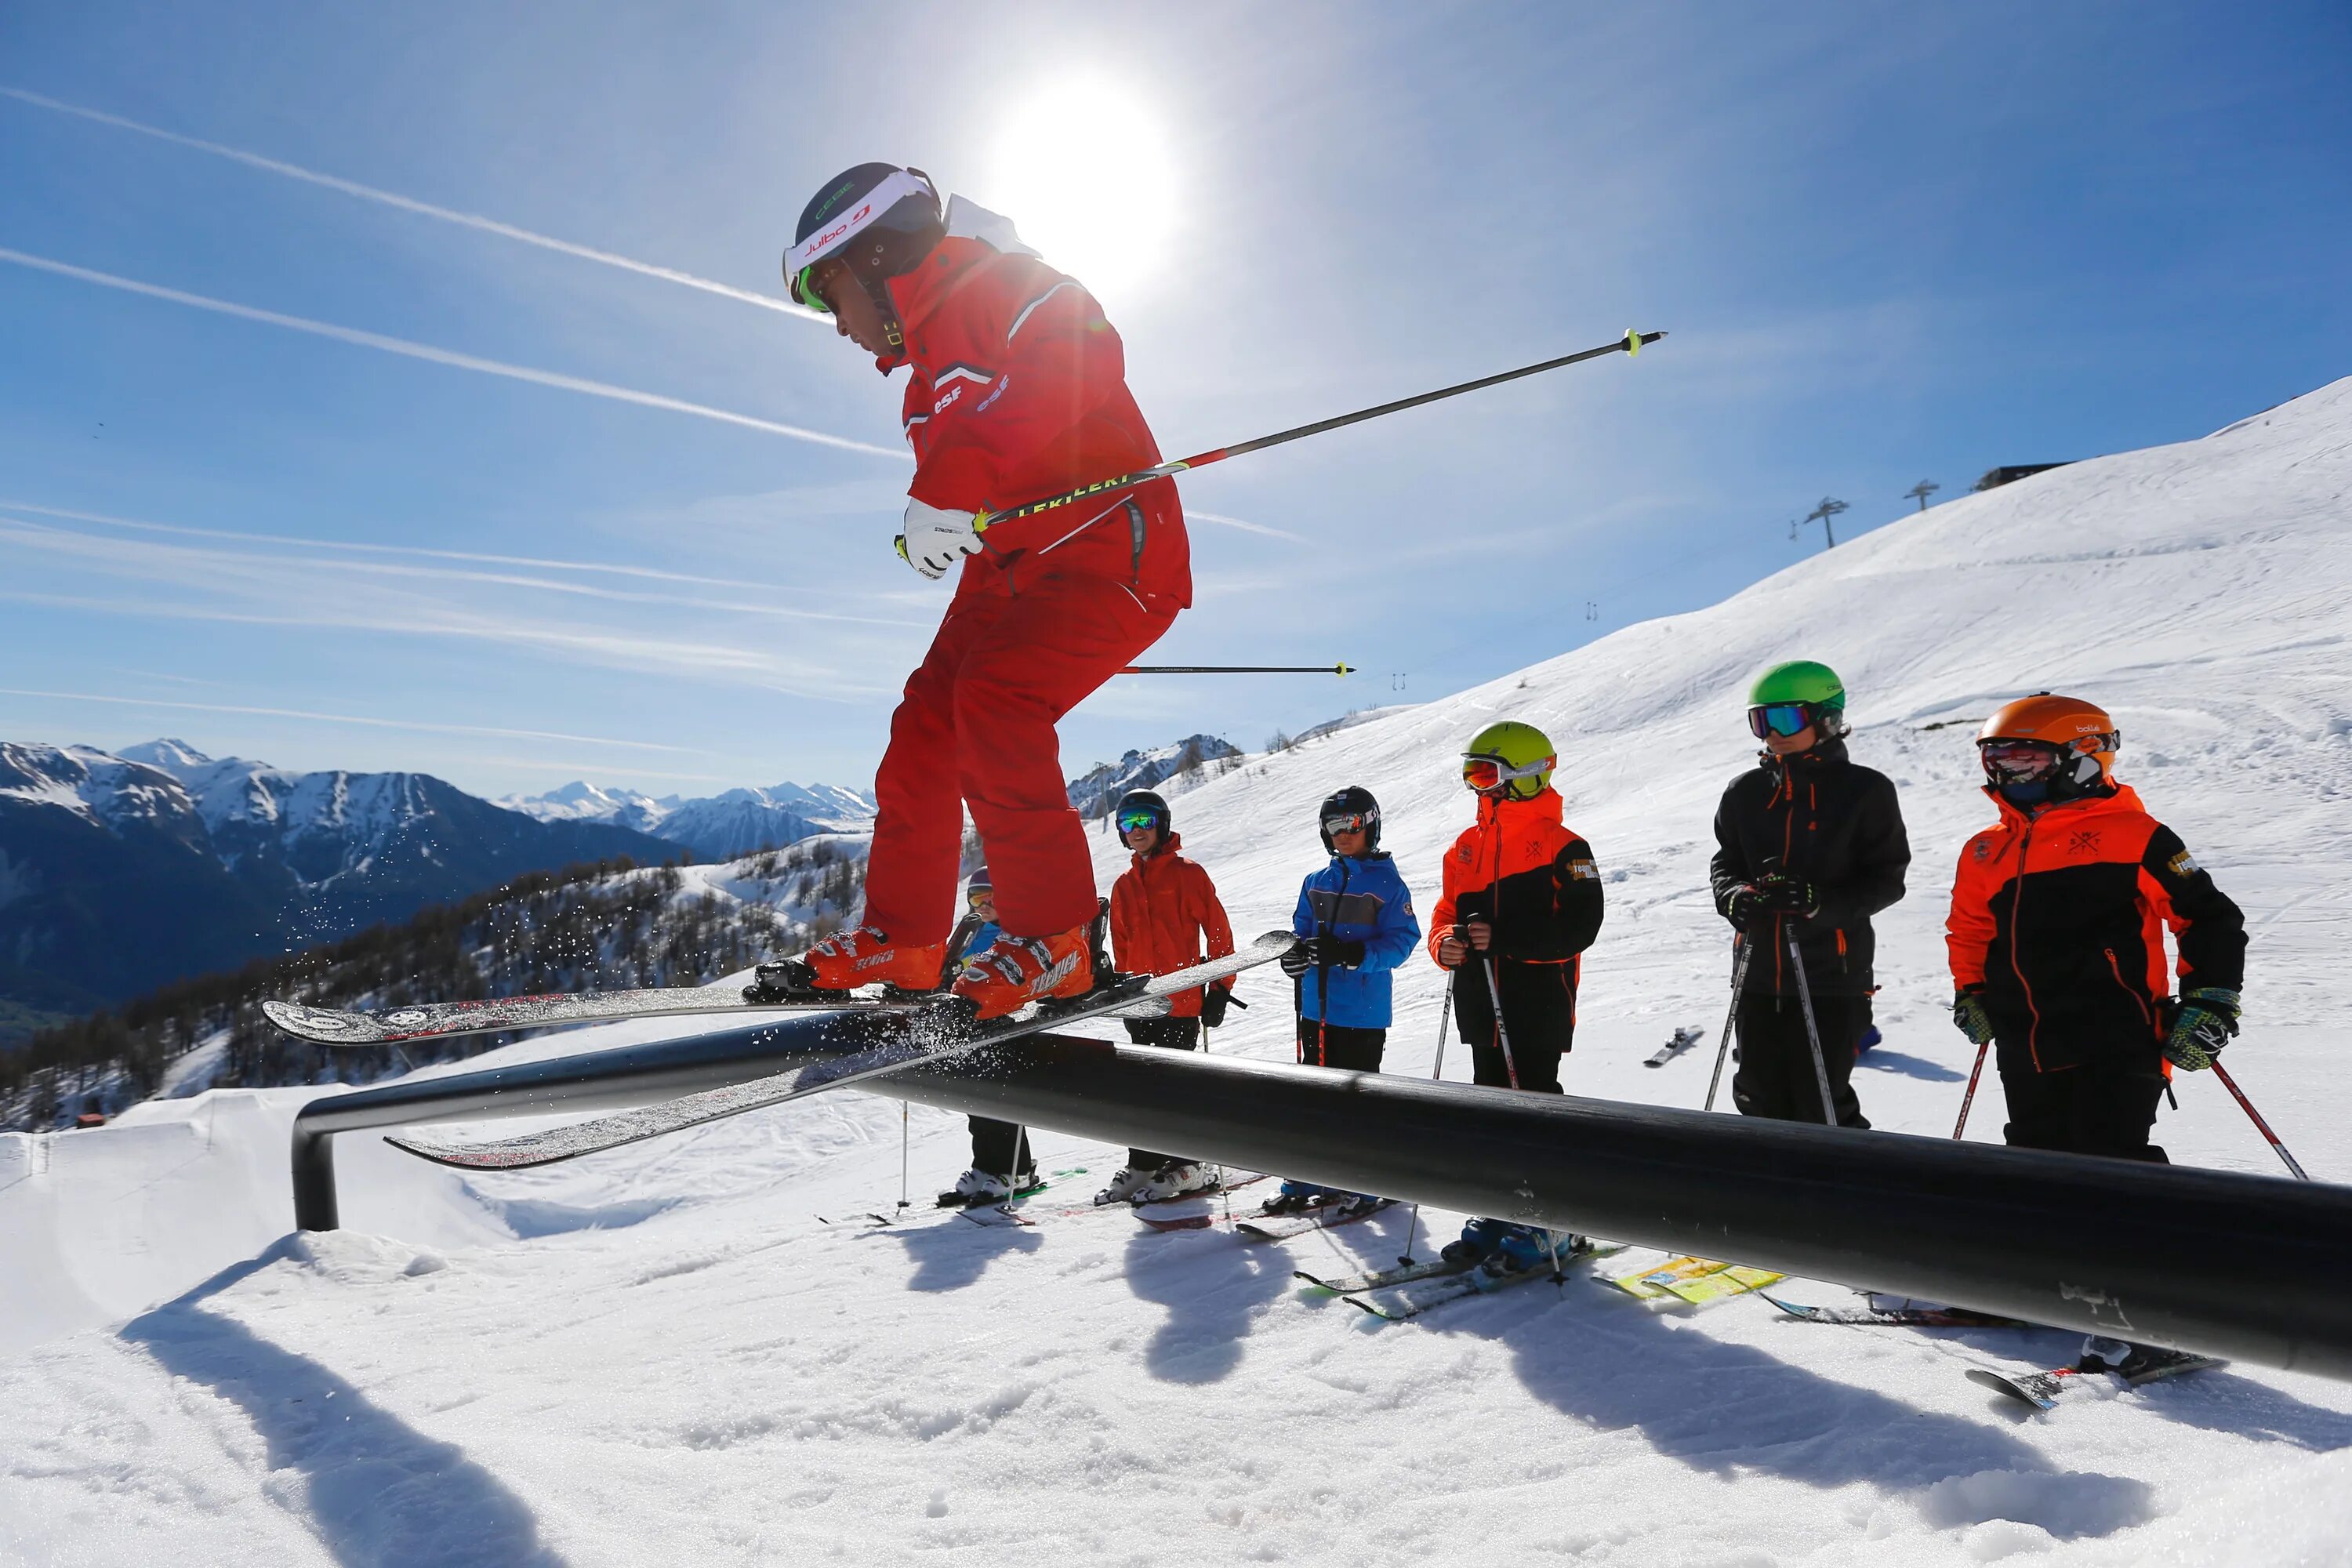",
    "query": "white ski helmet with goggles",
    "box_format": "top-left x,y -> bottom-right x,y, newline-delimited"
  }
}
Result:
785,163 -> 944,369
